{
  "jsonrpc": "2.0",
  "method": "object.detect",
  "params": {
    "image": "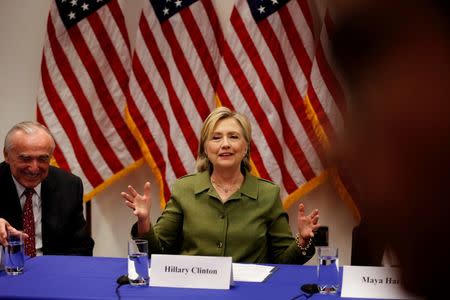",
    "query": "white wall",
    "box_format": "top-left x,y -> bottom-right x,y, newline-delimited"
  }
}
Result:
0,0 -> 357,265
